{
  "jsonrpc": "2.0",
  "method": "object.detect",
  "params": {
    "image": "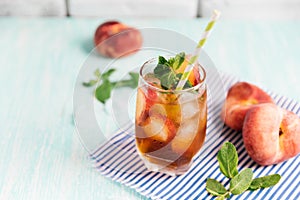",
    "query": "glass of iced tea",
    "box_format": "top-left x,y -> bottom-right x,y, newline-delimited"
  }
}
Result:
135,54 -> 207,175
